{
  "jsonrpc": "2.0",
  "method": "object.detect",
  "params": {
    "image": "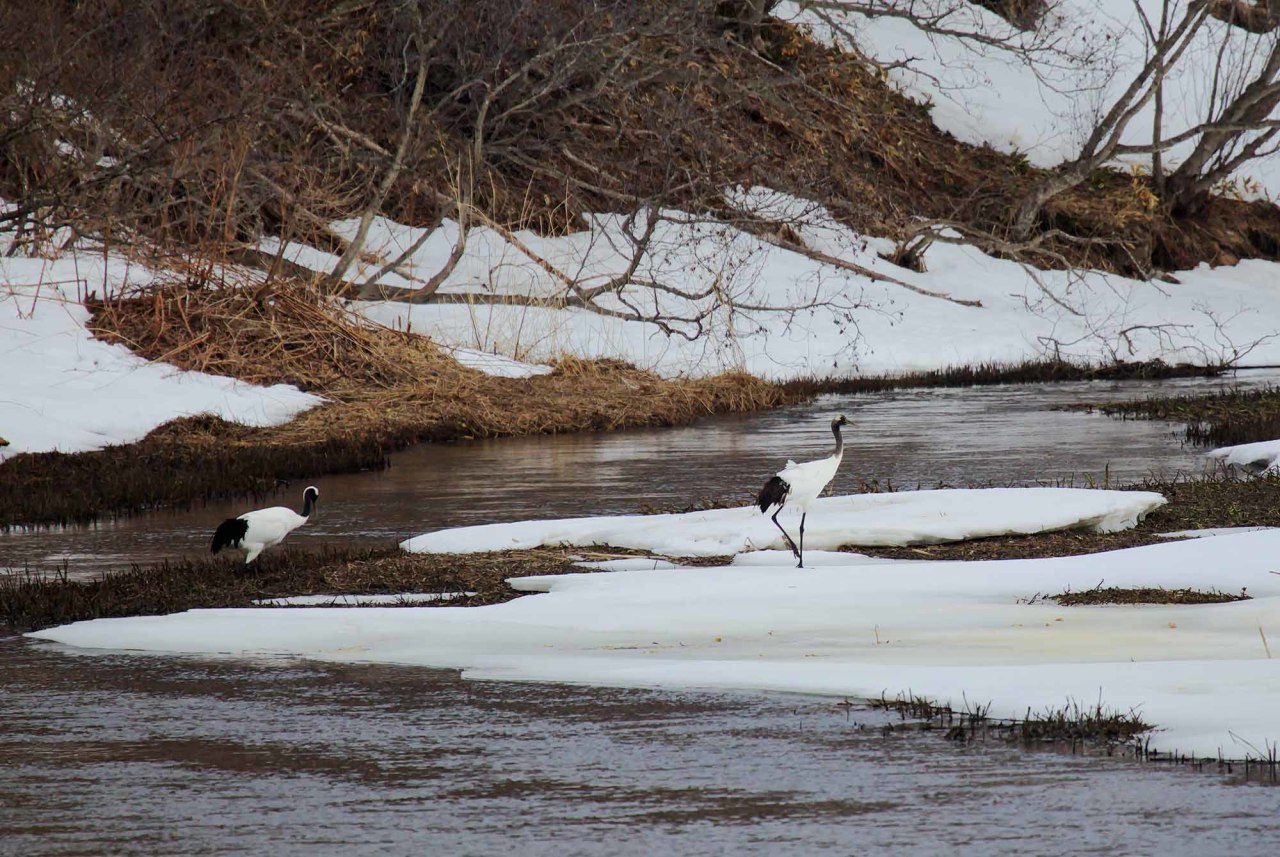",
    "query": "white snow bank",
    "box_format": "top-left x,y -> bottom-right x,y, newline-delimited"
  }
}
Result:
1,256 -> 321,460
31,529 -> 1280,757
441,345 -> 552,378
573,558 -> 680,572
1158,526 -> 1277,539
402,487 -> 1167,557
791,0 -> 1280,196
320,201 -> 1280,380
1206,439 -> 1280,474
